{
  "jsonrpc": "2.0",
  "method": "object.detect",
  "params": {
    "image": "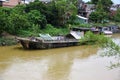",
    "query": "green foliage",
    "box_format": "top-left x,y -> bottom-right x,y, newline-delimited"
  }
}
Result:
0,0 -> 78,36
0,7 -> 11,16
29,24 -> 40,34
45,2 -> 59,26
0,12 -> 7,34
67,15 -> 78,25
90,23 -> 110,27
46,0 -> 77,26
90,0 -> 113,23
92,0 -> 113,12
25,1 -> 47,14
91,0 -> 99,5
27,10 -> 47,29
80,31 -> 110,45
89,11 -> 109,23
86,1 -> 92,4
113,8 -> 120,22
0,37 -> 17,46
96,0 -> 104,12
80,31 -> 98,45
12,4 -> 26,14
0,0 -> 77,36
17,30 -> 38,37
17,24 -> 40,37
79,24 -> 91,28
41,24 -> 69,35
0,7 -> 11,34
24,0 -> 77,27
8,13 -> 30,34
100,0 -> 113,12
